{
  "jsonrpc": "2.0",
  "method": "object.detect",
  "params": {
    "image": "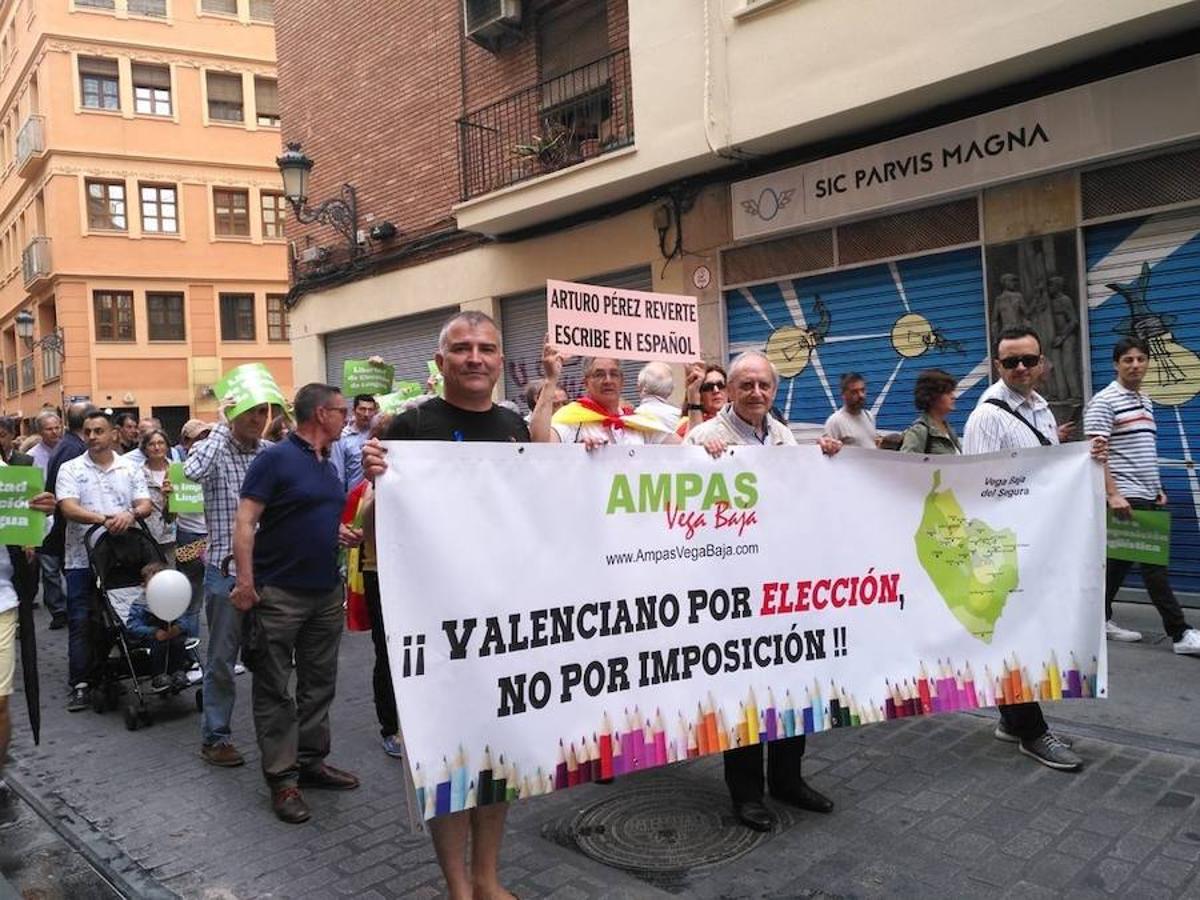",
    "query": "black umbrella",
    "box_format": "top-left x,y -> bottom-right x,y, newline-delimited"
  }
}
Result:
16,592 -> 39,745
